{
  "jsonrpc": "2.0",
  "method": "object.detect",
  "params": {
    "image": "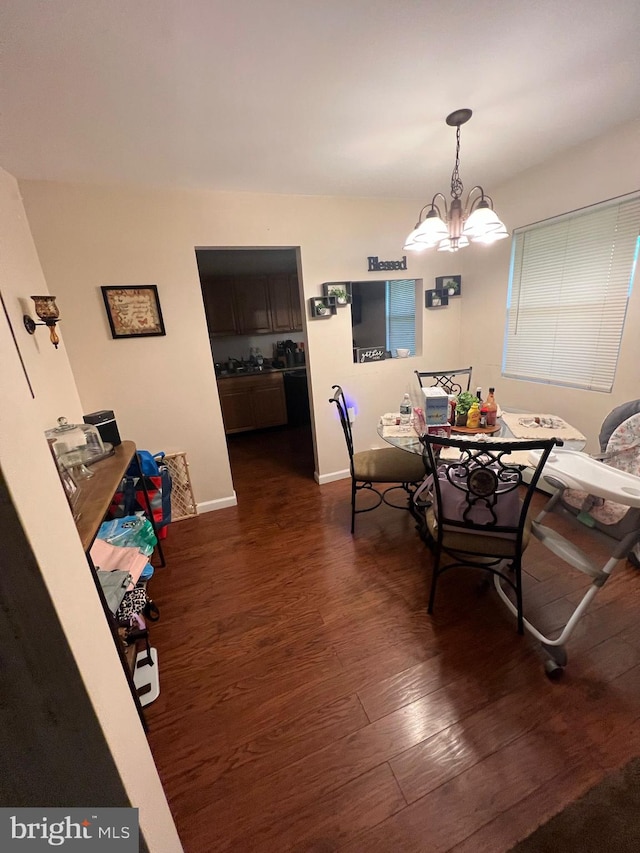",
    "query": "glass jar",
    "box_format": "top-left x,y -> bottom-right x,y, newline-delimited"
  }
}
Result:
45,416 -> 105,473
